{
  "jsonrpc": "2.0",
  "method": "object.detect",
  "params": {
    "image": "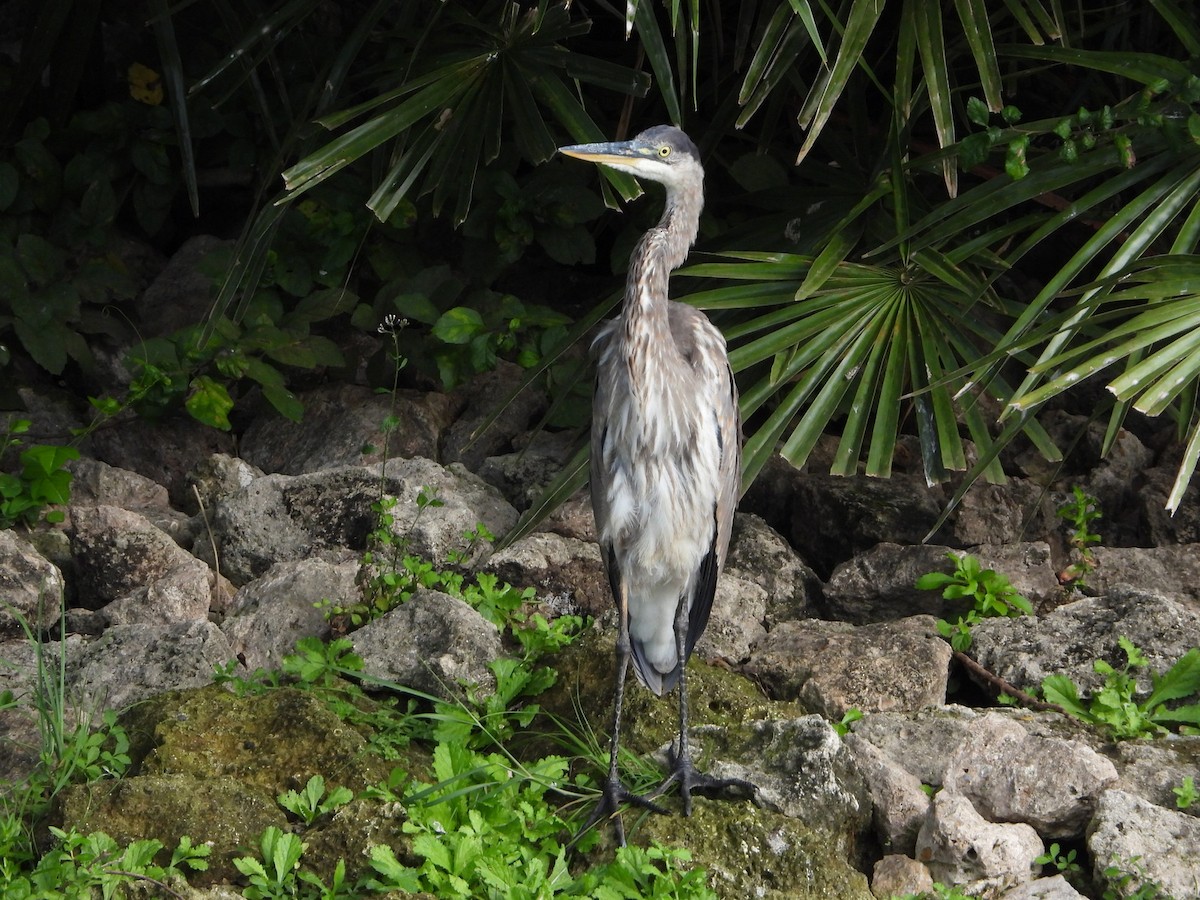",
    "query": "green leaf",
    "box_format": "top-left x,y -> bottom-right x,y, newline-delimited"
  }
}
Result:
185,375 -> 234,430
13,316 -> 69,374
966,96 -> 990,127
433,307 -> 486,345
1041,674 -> 1091,719
15,234 -> 65,285
1146,648 -> 1200,709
